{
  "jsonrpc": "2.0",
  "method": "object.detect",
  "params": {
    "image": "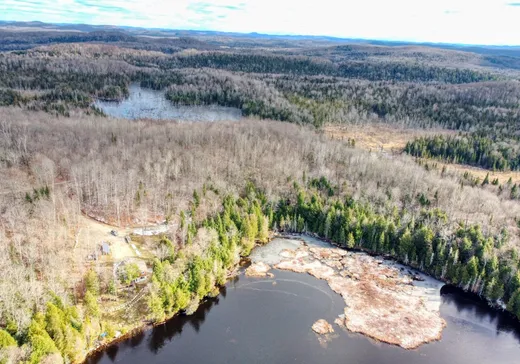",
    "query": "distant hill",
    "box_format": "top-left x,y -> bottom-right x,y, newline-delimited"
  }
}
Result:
0,22 -> 216,52
1,19 -> 519,54
1,19 -> 520,69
